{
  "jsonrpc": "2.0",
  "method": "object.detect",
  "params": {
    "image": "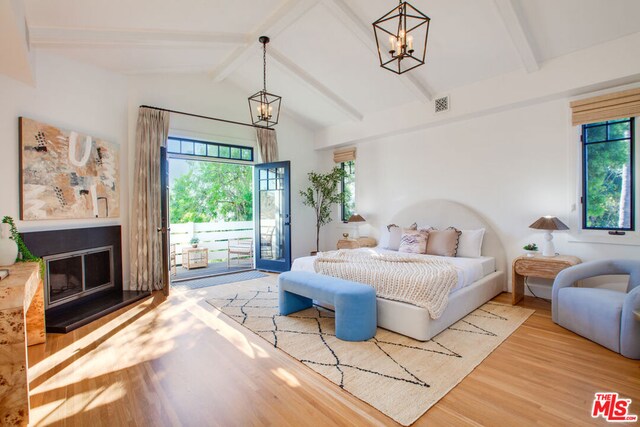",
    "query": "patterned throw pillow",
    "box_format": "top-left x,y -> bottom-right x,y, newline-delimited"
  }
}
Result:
425,227 -> 462,257
387,222 -> 418,250
398,229 -> 429,254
